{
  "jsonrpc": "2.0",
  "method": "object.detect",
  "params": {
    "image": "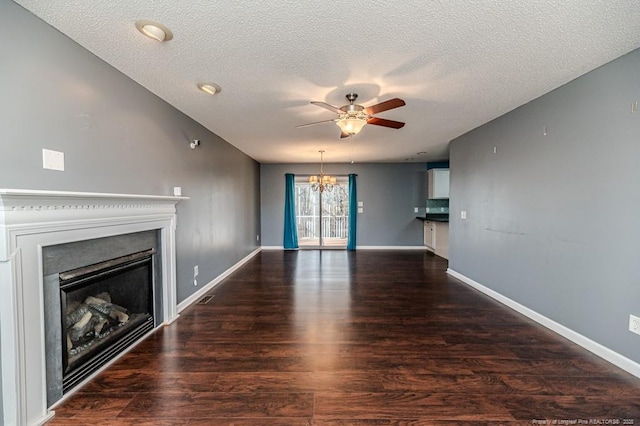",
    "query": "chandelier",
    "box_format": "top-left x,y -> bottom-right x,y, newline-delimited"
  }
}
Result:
309,150 -> 337,192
